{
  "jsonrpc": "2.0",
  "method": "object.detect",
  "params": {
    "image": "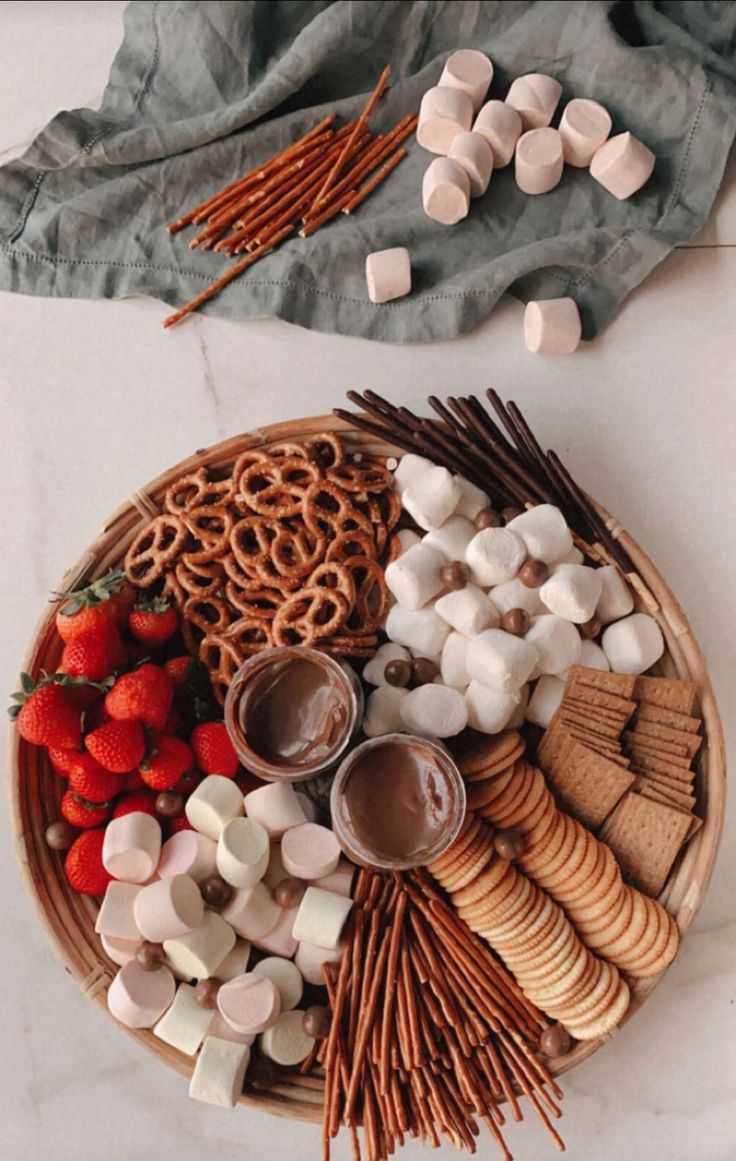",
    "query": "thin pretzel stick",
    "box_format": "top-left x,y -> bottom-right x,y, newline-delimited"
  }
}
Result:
379,889 -> 406,1093
305,112 -> 417,220
344,933 -> 391,1121
312,65 -> 390,208
342,148 -> 407,214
